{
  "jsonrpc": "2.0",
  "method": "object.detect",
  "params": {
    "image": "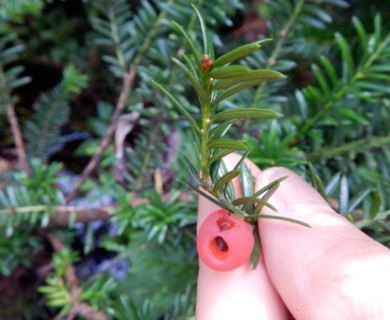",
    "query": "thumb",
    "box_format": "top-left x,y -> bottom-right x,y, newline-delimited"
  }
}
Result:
196,154 -> 289,320
256,167 -> 390,320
